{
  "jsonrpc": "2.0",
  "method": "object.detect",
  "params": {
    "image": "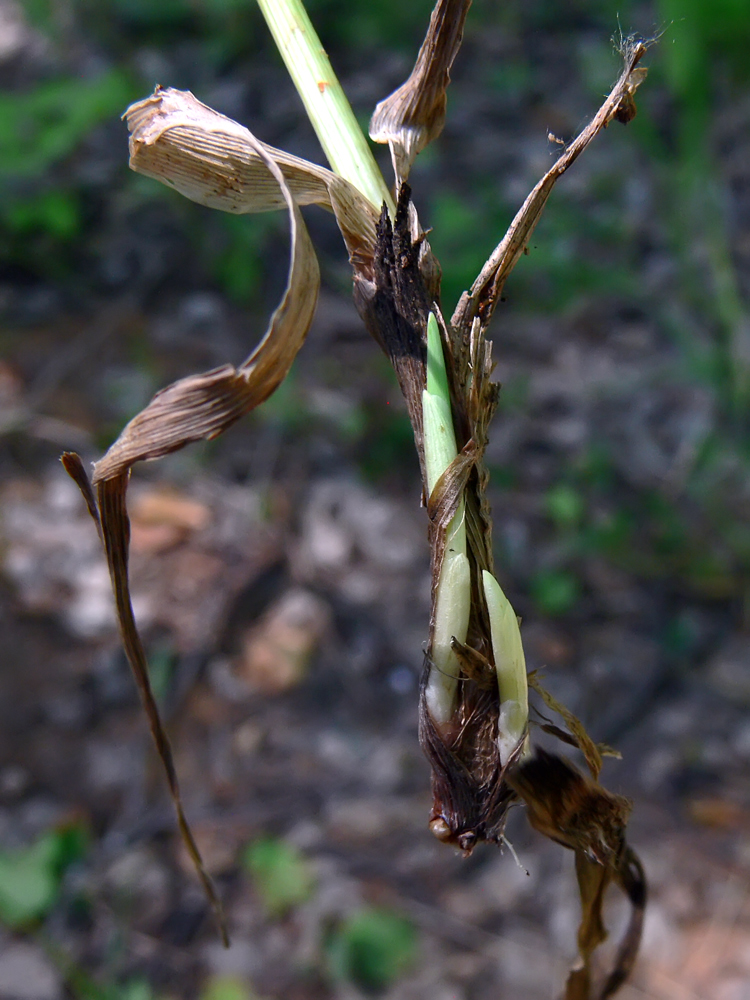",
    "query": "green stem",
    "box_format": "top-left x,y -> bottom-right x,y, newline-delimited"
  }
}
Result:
256,0 -> 395,215
422,314 -> 470,725
482,570 -> 528,764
